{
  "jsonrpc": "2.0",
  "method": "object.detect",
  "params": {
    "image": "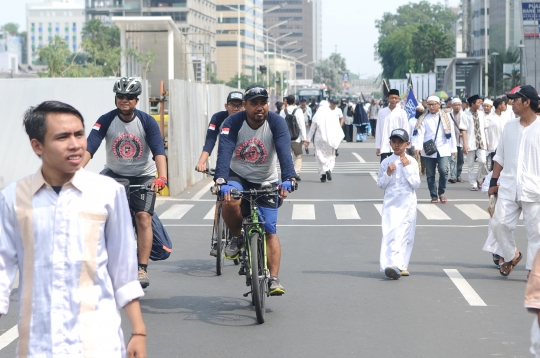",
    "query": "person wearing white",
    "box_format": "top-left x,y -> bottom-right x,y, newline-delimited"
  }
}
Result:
448,98 -> 465,183
0,101 -> 146,357
460,95 -> 488,190
375,89 -> 410,162
485,98 -> 508,170
525,250 -> 540,357
281,95 -> 307,180
489,85 -> 540,277
481,171 -> 504,262
304,100 -> 344,182
299,98 -> 312,131
483,98 -> 494,115
412,96 -> 457,203
377,128 -> 421,280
